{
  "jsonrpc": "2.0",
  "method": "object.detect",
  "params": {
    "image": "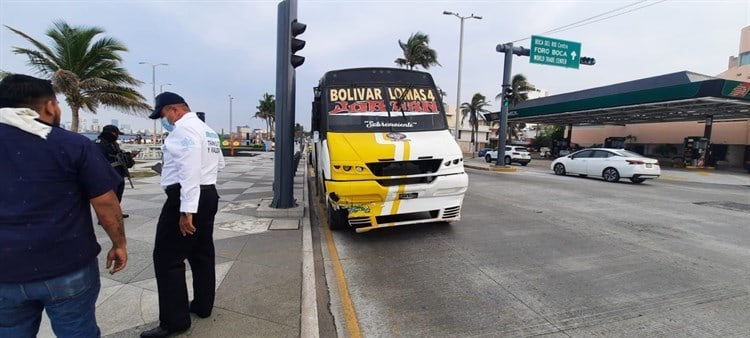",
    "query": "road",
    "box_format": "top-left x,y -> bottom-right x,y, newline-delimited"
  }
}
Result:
315,165 -> 750,337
